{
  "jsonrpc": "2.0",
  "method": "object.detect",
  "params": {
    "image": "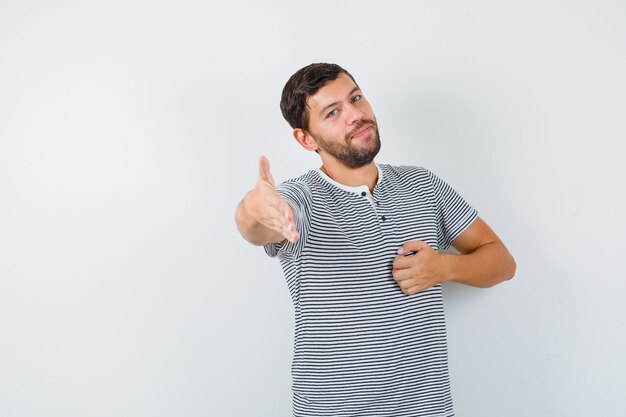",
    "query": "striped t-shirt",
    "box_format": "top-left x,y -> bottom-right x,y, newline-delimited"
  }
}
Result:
264,163 -> 478,417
